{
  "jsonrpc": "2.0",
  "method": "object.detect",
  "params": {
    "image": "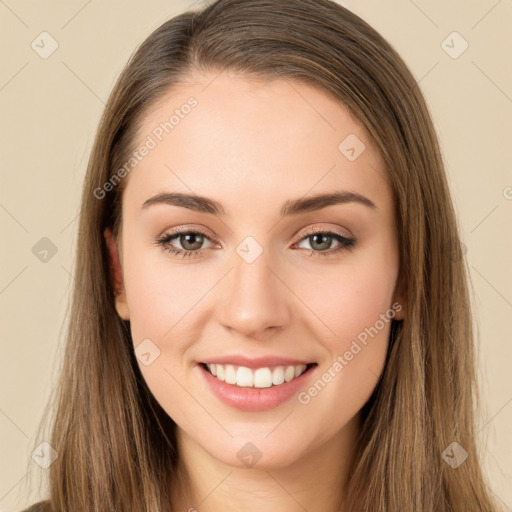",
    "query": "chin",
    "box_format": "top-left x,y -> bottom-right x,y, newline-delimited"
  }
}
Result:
207,438 -> 308,470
